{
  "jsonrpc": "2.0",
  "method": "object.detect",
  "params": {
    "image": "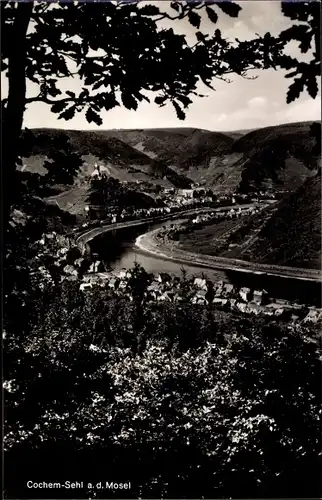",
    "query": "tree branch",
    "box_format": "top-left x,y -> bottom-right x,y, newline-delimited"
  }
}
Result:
154,3 -> 204,22
56,51 -> 80,65
25,95 -> 73,105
